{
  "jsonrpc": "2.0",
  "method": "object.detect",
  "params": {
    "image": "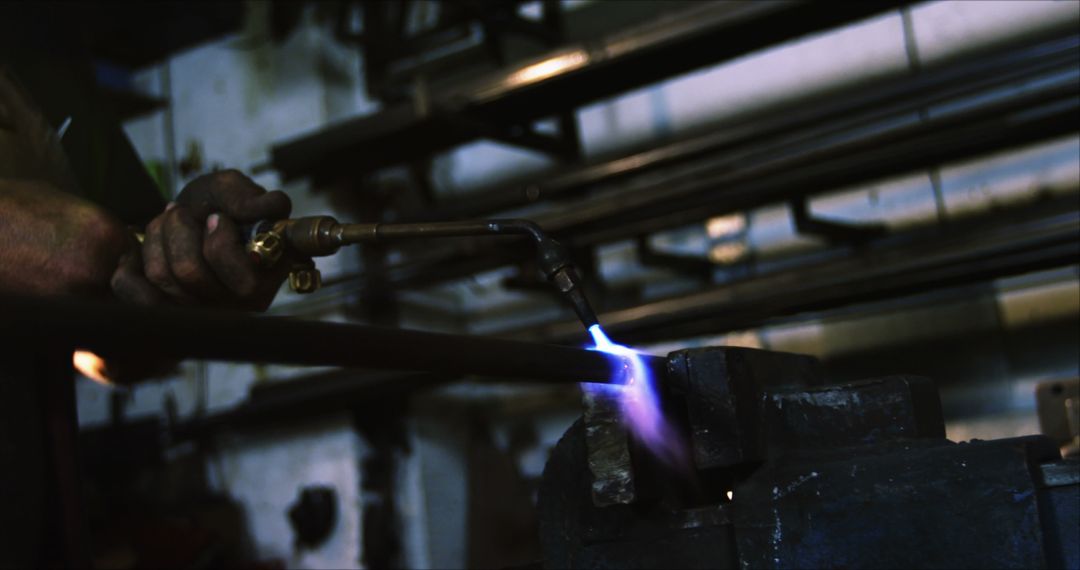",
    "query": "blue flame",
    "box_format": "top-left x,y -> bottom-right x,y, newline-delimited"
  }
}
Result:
586,324 -> 686,466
